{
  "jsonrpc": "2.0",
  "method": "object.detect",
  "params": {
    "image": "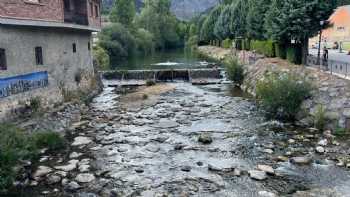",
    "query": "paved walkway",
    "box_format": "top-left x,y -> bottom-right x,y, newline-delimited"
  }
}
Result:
309,49 -> 350,63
